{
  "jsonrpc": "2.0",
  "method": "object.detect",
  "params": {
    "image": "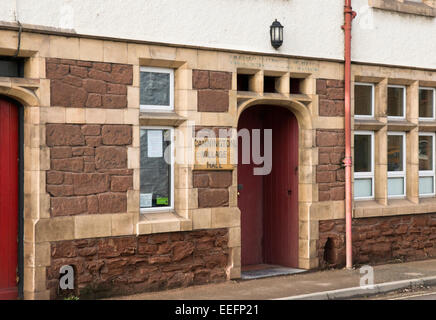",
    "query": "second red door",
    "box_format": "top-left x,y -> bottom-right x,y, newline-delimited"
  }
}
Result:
0,98 -> 19,300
